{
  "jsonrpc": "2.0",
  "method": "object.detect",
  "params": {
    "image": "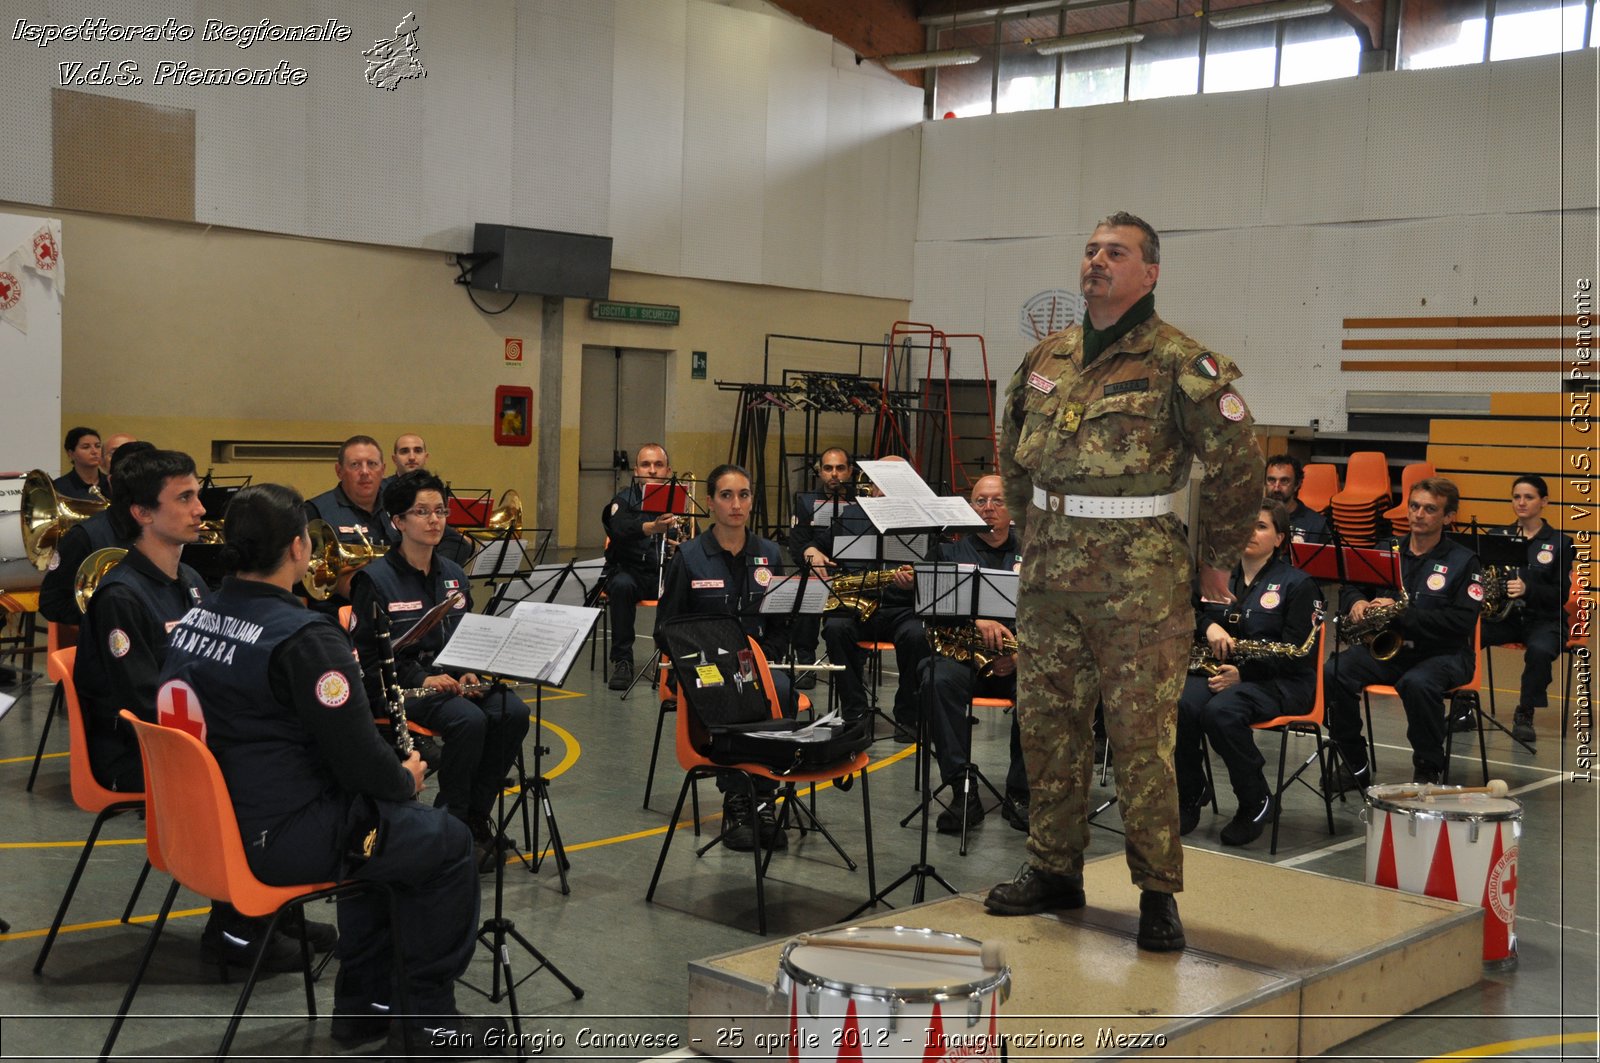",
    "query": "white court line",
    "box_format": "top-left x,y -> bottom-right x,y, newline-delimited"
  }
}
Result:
1275,773 -> 1576,869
